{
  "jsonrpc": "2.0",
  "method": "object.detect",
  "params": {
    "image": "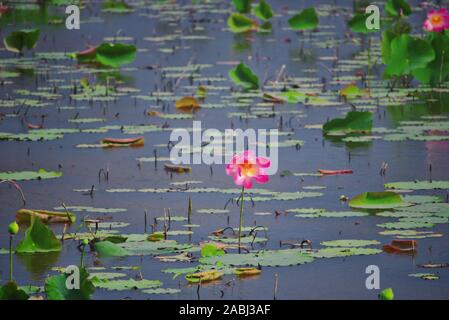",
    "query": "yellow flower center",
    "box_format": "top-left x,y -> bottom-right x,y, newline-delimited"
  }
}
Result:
432,15 -> 442,24
239,162 -> 257,177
